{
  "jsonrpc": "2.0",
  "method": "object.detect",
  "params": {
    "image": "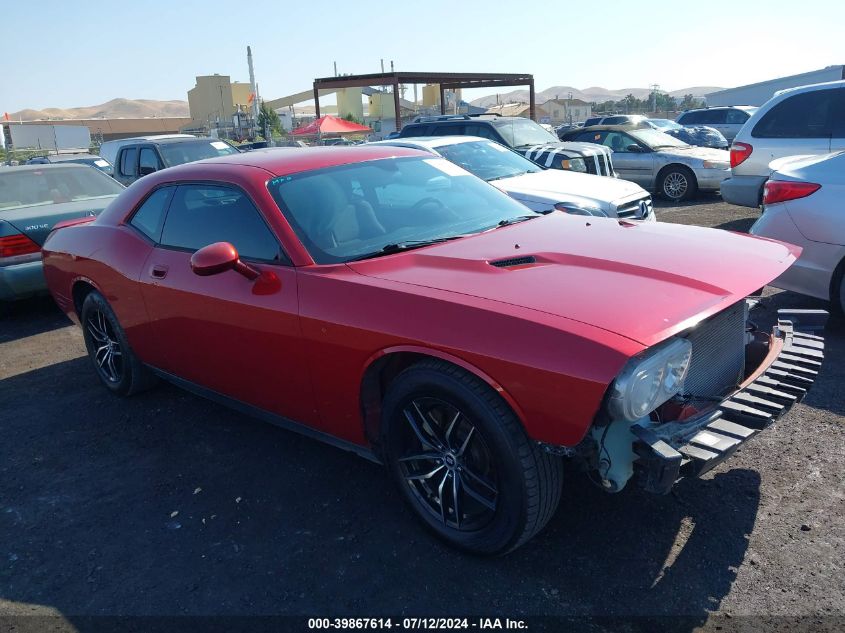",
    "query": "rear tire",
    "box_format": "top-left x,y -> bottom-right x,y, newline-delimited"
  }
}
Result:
831,258 -> 845,318
659,165 -> 698,202
381,359 -> 562,555
80,291 -> 157,396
